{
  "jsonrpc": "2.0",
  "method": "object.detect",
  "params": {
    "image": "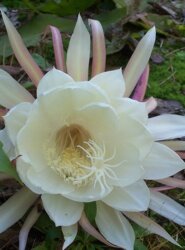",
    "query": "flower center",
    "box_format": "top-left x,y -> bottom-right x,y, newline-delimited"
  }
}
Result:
44,124 -> 92,186
44,124 -> 122,191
